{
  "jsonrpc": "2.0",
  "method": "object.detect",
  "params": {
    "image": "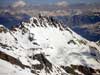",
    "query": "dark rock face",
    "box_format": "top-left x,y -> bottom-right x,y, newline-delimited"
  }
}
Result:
32,54 -> 53,73
68,40 -> 76,44
61,65 -> 100,75
0,26 -> 7,33
0,51 -> 29,69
